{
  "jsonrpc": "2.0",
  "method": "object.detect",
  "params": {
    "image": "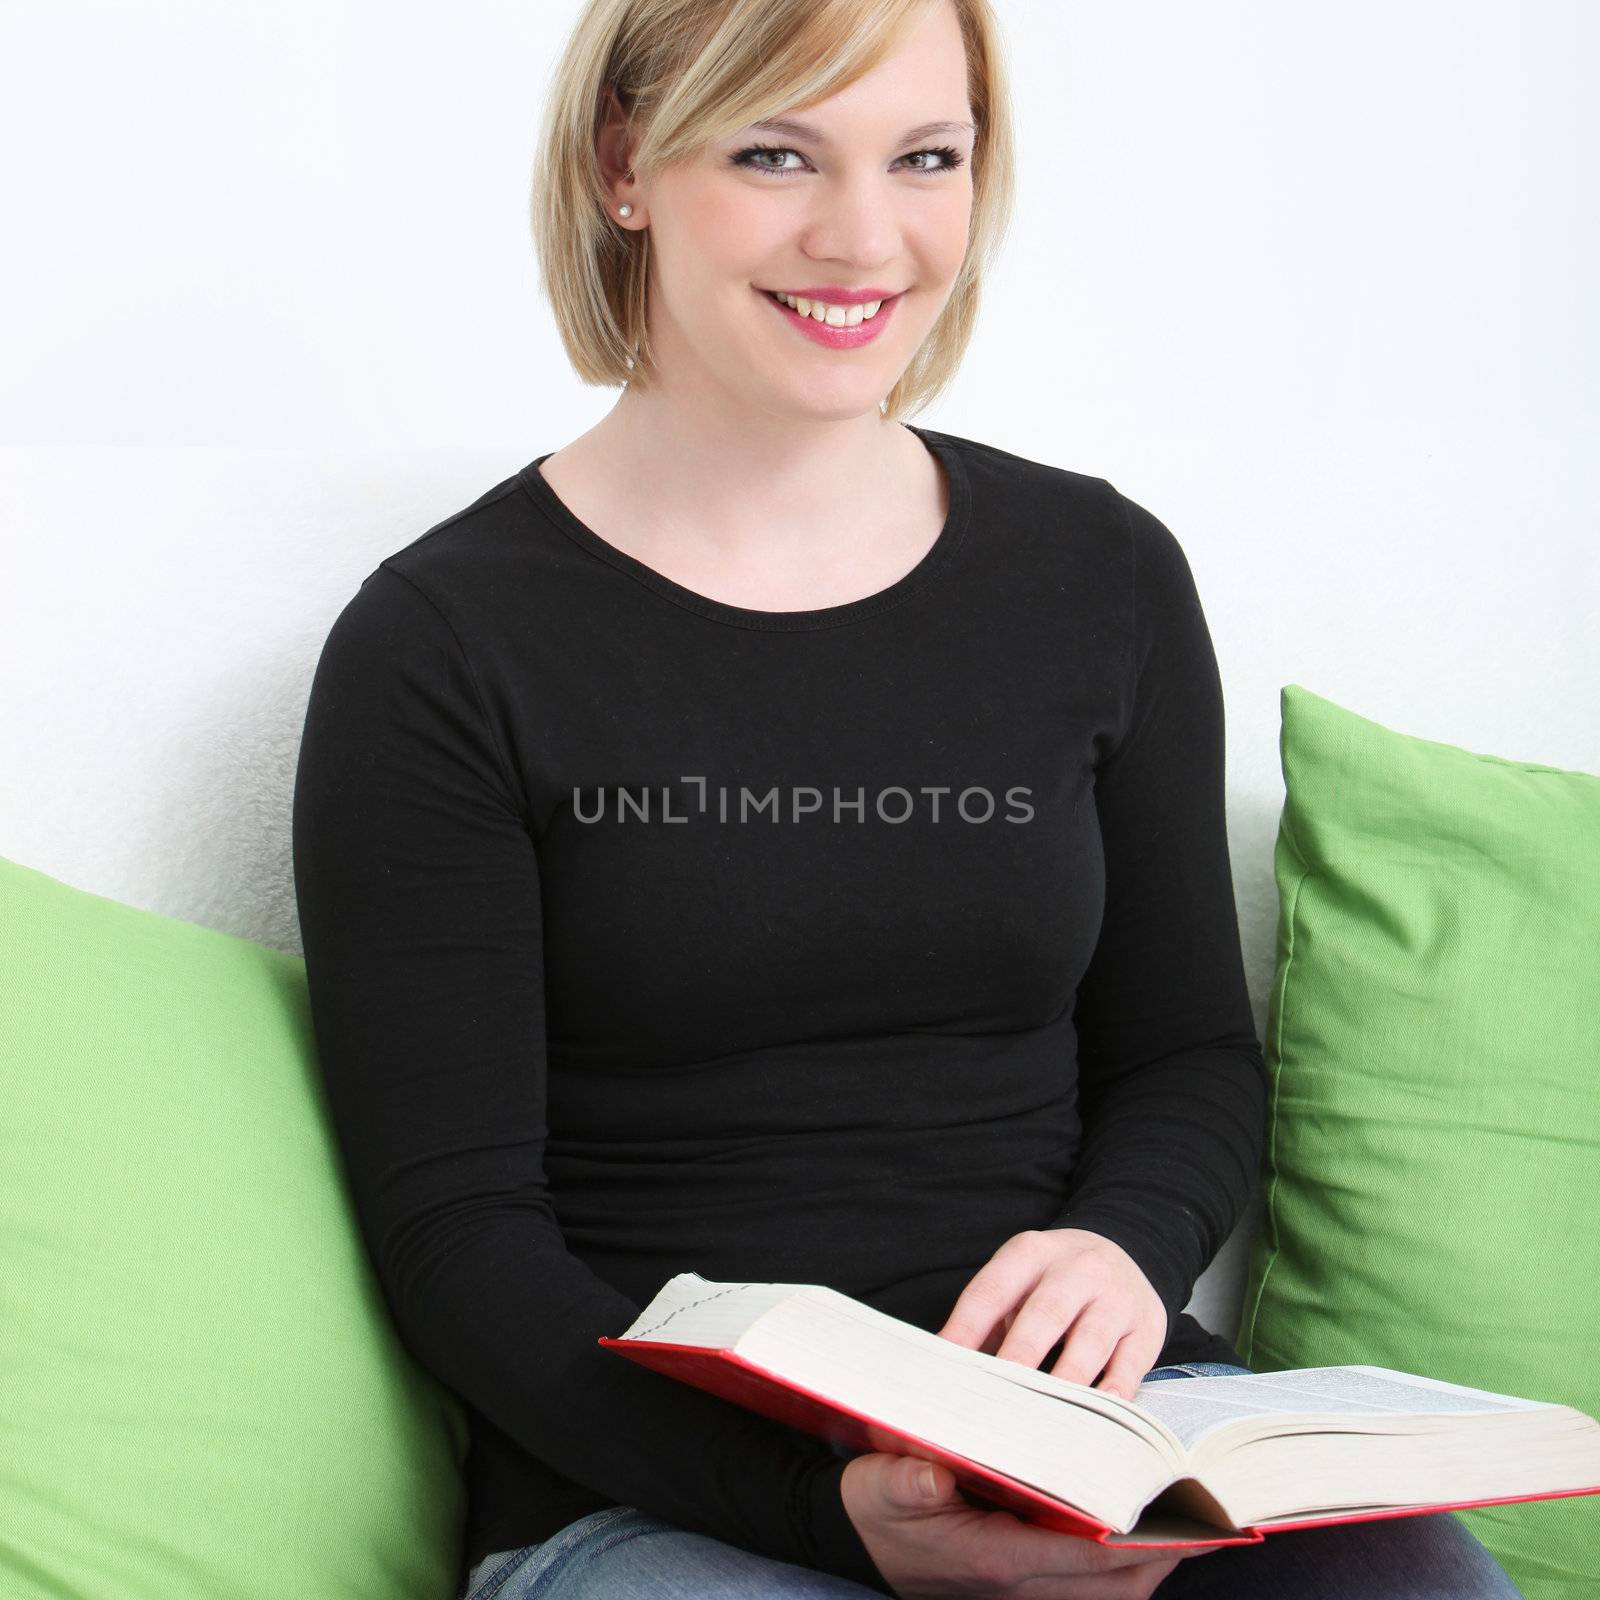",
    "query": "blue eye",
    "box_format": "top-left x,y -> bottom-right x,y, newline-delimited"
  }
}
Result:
729,142 -> 966,178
